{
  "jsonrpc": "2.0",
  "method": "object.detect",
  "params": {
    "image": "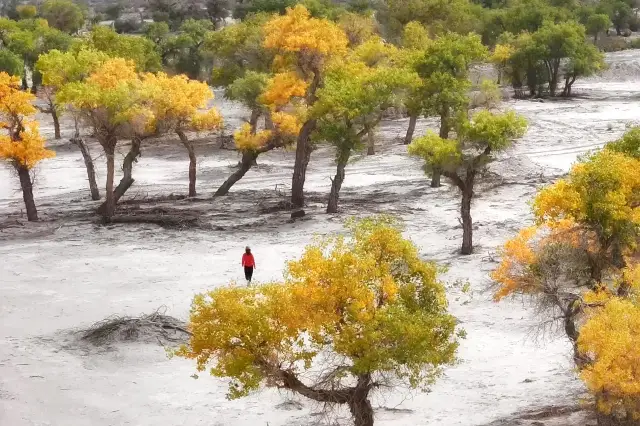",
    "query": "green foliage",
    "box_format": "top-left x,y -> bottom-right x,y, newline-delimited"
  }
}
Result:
233,0 -> 344,20
0,49 -> 24,77
402,21 -> 430,50
176,216 -> 458,403
16,5 -> 37,20
607,127 -> 640,159
36,48 -> 108,88
380,0 -> 481,40
409,110 -> 527,172
314,58 -> 417,153
504,21 -> 605,97
39,0 -> 85,34
114,18 -> 142,34
225,70 -> 269,109
205,14 -> 272,86
586,13 -> 612,39
82,26 -> 162,72
103,3 -> 123,21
